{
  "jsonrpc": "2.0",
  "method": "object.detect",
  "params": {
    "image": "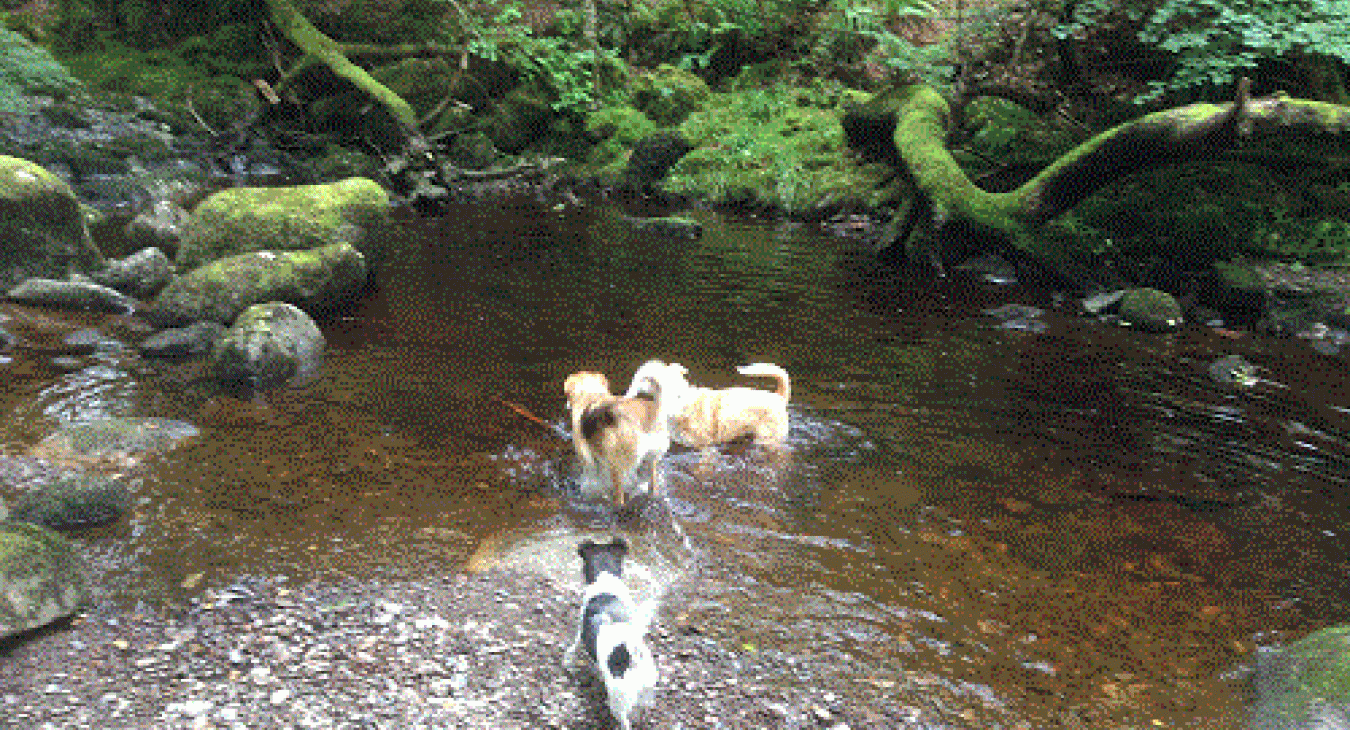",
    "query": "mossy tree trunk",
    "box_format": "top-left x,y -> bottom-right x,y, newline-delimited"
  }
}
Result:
857,79 -> 1350,278
265,0 -> 421,139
